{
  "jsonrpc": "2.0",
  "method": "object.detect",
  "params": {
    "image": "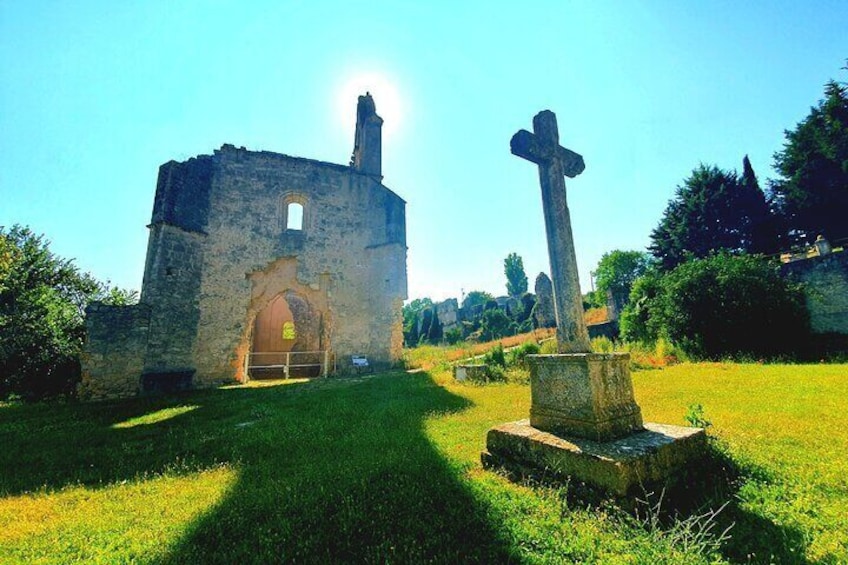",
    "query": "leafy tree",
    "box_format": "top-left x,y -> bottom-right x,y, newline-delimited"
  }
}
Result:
479,308 -> 515,342
402,298 -> 433,346
0,225 -> 133,400
650,162 -> 778,271
101,286 -> 140,306
619,271 -> 663,344
504,252 -> 528,297
770,70 -> 848,245
594,250 -> 652,303
462,290 -> 494,311
444,327 -> 462,345
620,253 -> 808,359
